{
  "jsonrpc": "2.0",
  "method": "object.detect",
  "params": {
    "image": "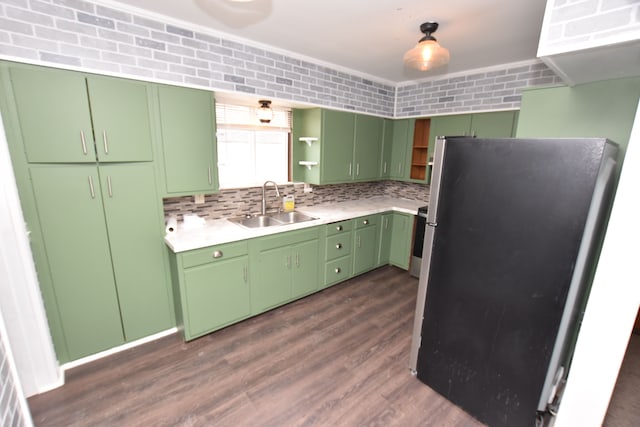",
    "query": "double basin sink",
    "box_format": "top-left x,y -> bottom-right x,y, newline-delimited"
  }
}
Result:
229,211 -> 317,229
